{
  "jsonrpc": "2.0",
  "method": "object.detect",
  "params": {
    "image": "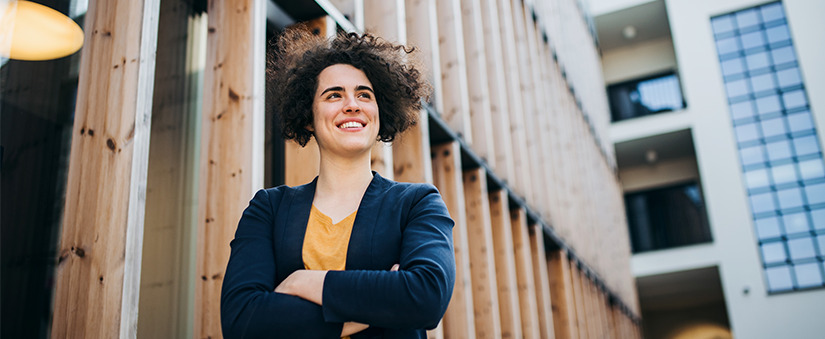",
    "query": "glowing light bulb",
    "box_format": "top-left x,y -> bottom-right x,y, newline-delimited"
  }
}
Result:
0,0 -> 84,61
